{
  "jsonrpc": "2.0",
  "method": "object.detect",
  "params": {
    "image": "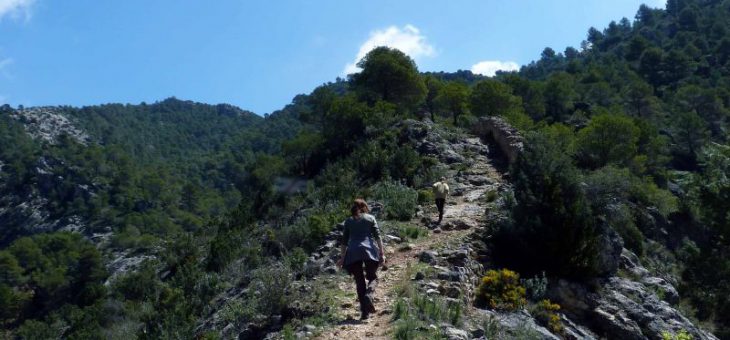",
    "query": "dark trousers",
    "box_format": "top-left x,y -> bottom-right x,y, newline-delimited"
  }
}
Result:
346,259 -> 379,313
435,198 -> 445,222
